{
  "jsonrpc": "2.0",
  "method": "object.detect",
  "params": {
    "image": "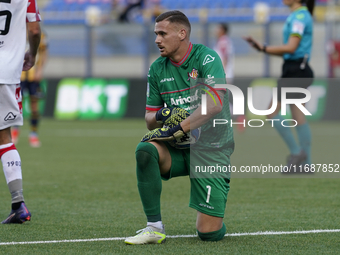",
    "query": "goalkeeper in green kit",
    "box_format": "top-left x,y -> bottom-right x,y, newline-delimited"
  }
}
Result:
125,10 -> 234,244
